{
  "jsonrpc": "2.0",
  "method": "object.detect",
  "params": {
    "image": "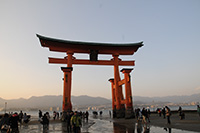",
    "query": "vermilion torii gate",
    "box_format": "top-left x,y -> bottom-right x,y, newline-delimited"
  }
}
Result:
37,34 -> 143,118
